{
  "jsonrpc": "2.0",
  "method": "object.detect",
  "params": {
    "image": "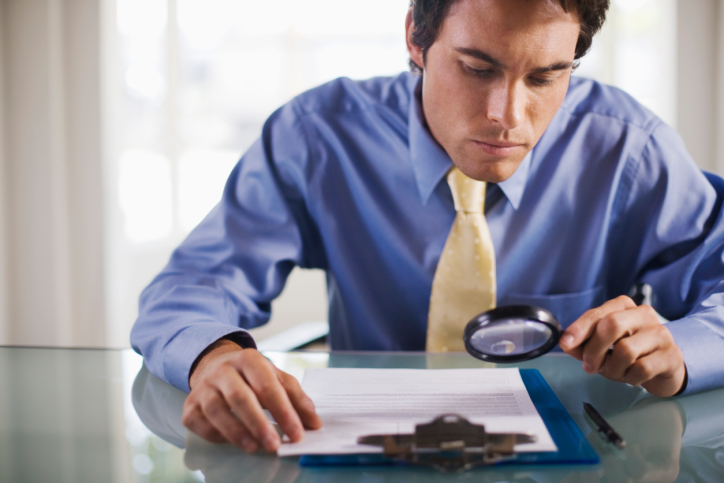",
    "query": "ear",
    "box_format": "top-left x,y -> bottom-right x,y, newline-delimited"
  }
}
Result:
405,8 -> 424,70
